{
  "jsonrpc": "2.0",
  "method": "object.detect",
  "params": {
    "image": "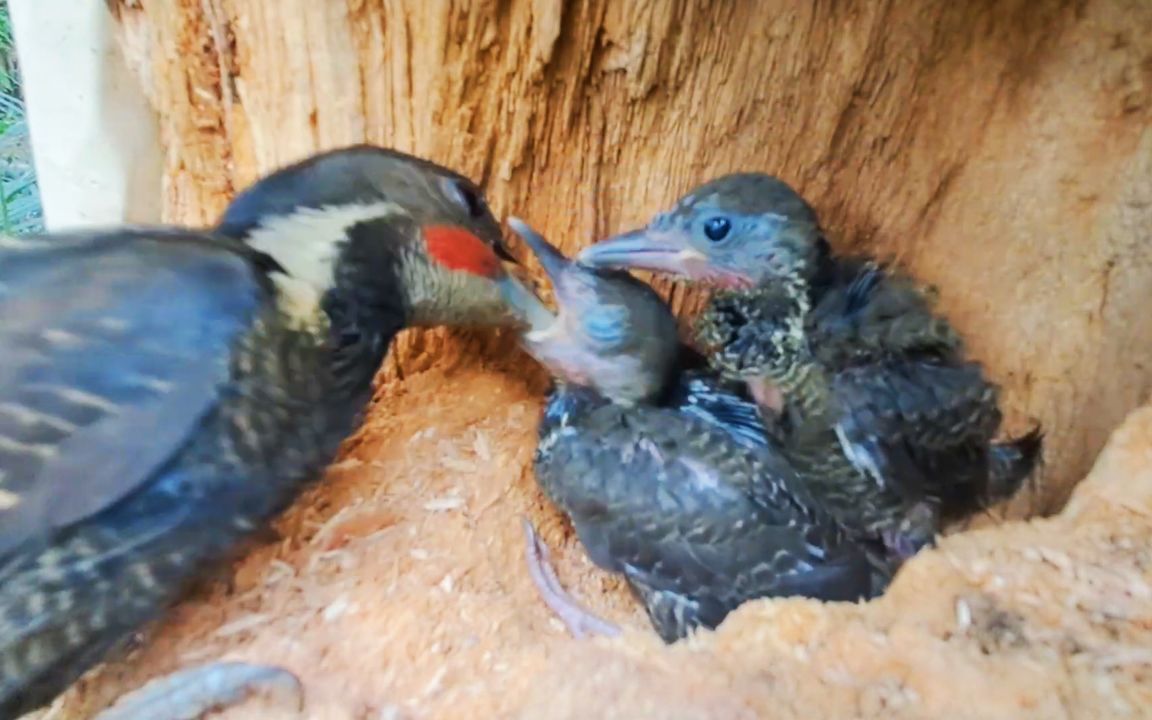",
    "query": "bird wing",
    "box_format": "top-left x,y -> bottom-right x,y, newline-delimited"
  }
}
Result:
830,360 -> 1002,502
809,258 -> 962,364
0,229 -> 268,558
536,399 -> 863,612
